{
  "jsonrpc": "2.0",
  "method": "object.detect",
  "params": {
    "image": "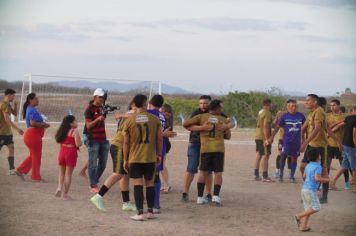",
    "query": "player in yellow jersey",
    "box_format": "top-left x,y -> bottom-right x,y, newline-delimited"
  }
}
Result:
183,99 -> 231,206
123,94 -> 163,221
255,99 -> 273,182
